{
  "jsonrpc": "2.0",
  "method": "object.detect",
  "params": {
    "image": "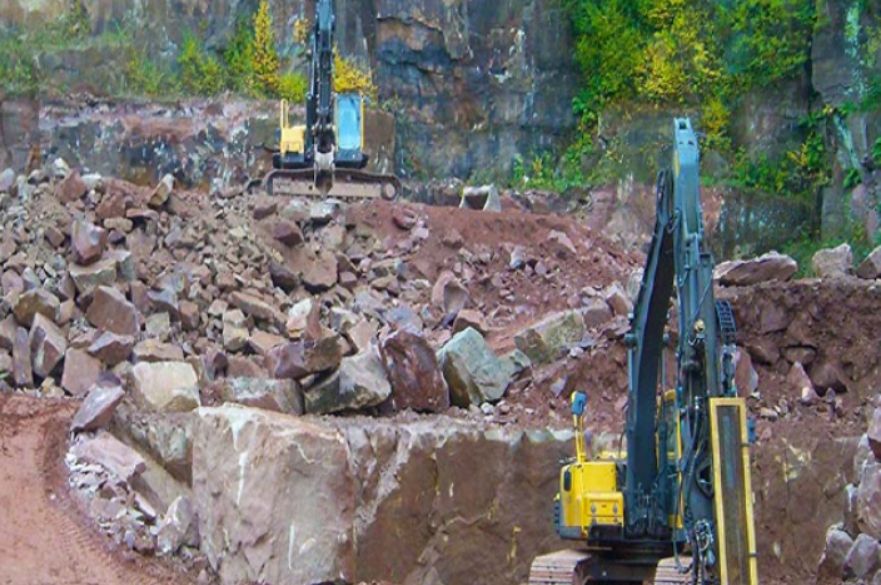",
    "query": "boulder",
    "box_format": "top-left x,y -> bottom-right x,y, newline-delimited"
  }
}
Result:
149,174 -> 174,208
132,362 -> 200,413
29,313 -> 67,378
810,359 -> 848,394
71,380 -> 125,433
221,378 -> 304,414
0,168 -> 15,193
869,408 -> 881,461
61,349 -> 102,397
305,347 -> 391,414
229,292 -> 284,327
13,289 -> 60,327
381,330 -> 449,413
812,243 -> 853,278
71,219 -> 107,266
300,249 -> 338,292
858,463 -> 881,539
114,408 -> 194,484
157,495 -> 199,555
55,172 -> 87,203
70,432 -> 146,484
819,527 -> 853,578
272,220 -> 304,246
437,328 -> 510,407
845,533 -> 881,579
460,184 -> 501,212
247,330 -> 286,356
193,405 -> 570,585
714,252 -> 798,286
452,309 -> 487,335
788,362 -> 819,405
86,286 -> 140,336
267,337 -> 342,380
12,326 -> 32,388
133,339 -> 185,362
431,271 -> 469,318
392,206 -> 418,230
734,348 -> 759,396
514,310 -> 585,365
604,283 -> 633,316
87,331 -> 134,366
857,246 -> 881,279
69,257 -> 117,295
581,298 -> 614,330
